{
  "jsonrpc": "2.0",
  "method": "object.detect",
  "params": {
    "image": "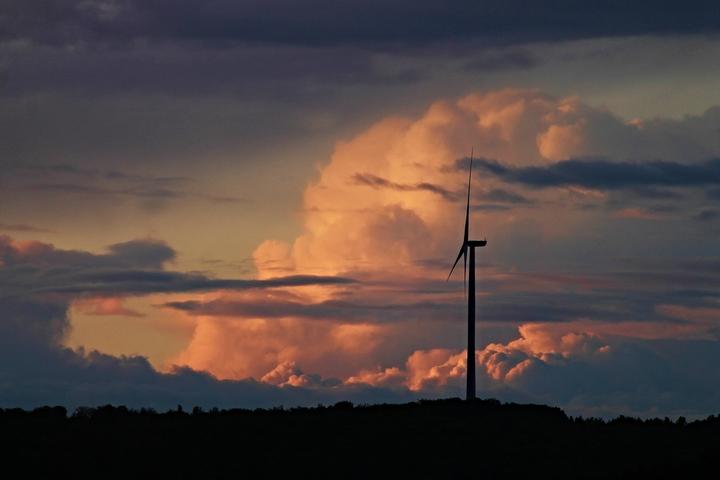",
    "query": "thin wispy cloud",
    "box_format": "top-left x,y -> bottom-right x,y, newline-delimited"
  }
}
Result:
352,173 -> 458,201
23,183 -> 245,204
0,223 -> 53,233
7,163 -> 245,204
